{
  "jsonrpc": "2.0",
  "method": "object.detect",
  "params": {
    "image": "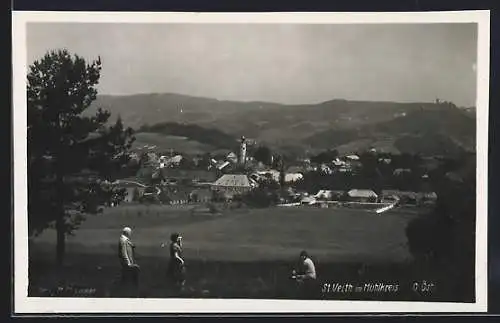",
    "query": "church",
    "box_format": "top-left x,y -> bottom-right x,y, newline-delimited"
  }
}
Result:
210,136 -> 258,200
